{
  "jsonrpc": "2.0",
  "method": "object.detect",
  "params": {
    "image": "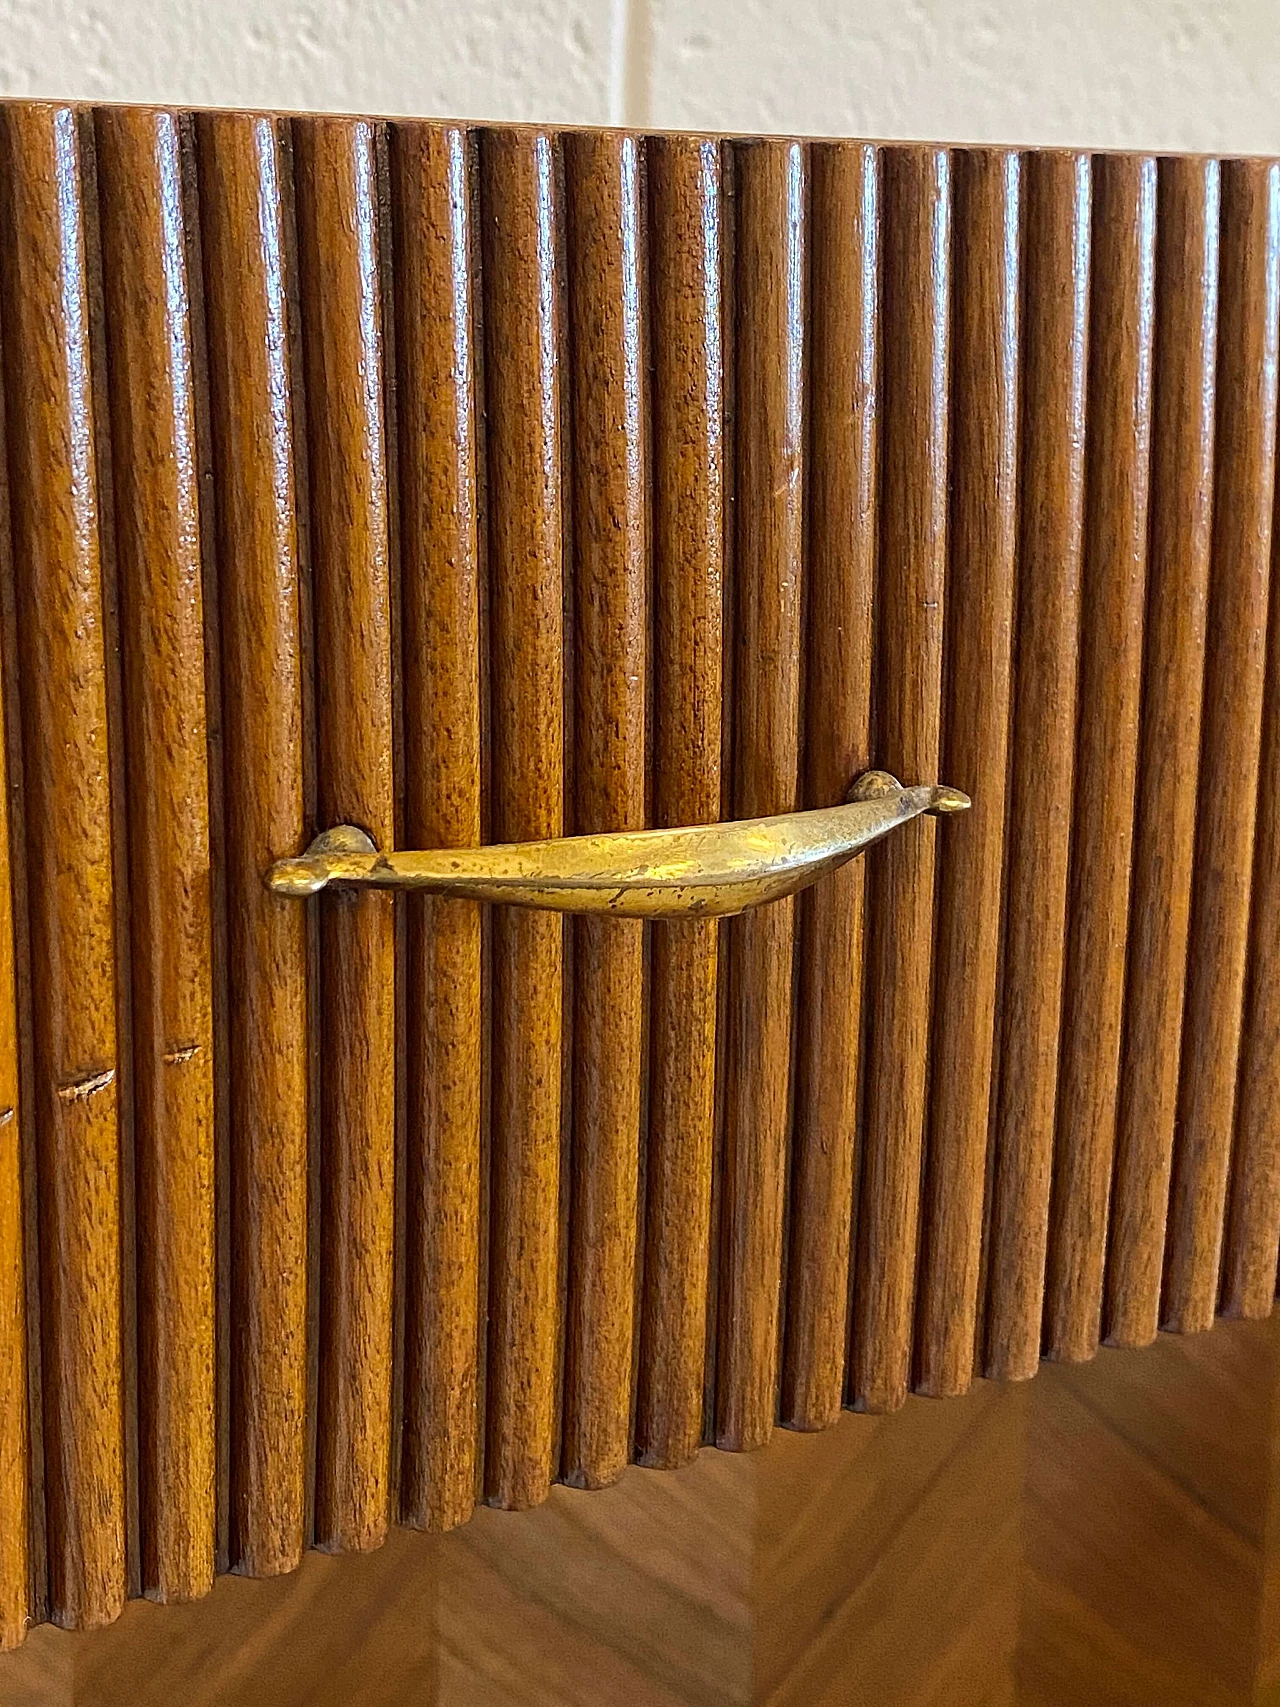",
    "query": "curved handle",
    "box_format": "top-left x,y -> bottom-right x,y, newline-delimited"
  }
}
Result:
266,770 -> 969,920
